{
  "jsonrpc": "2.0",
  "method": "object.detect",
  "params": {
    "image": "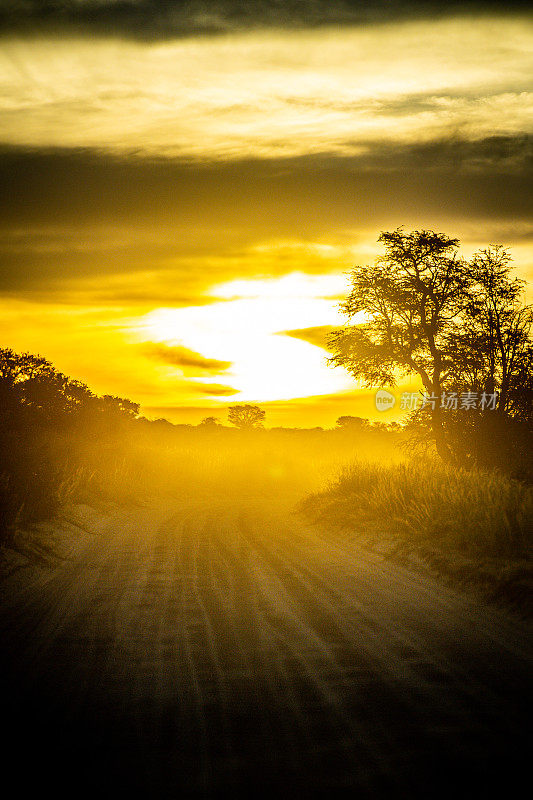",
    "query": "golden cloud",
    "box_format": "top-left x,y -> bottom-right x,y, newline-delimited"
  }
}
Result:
1,20 -> 531,160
